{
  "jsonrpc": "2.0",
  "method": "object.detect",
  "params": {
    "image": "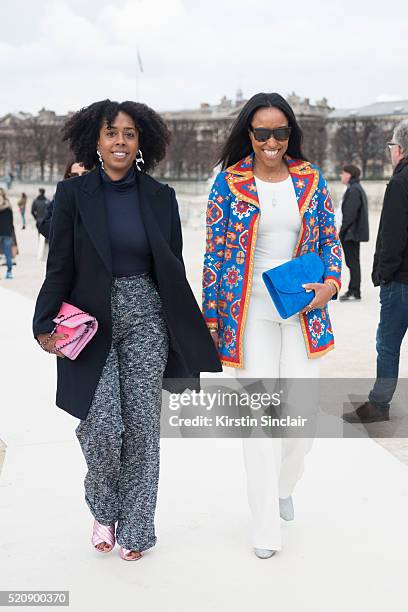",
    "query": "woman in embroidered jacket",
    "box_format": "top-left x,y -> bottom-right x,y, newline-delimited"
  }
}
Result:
202,92 -> 342,558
